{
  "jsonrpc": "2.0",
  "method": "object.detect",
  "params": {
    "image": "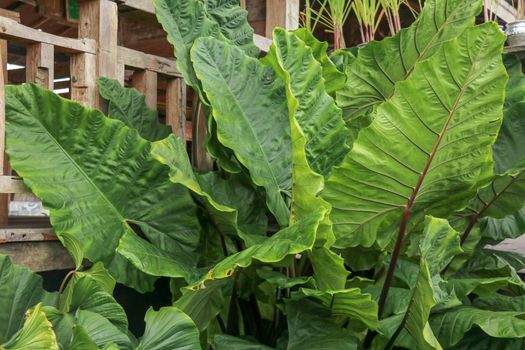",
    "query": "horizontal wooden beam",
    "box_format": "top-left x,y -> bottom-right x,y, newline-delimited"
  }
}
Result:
0,241 -> 74,272
120,0 -> 155,14
117,46 -> 181,77
254,34 -> 272,52
0,176 -> 29,194
0,17 -> 96,54
0,227 -> 54,243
